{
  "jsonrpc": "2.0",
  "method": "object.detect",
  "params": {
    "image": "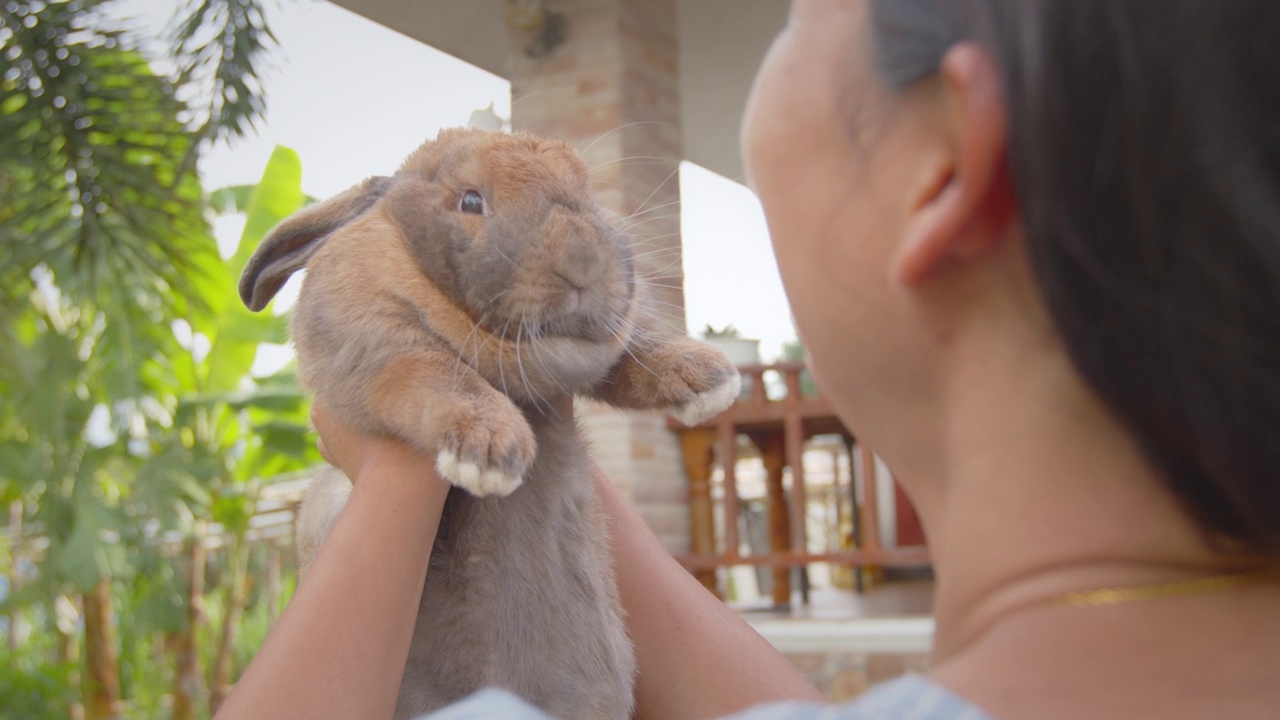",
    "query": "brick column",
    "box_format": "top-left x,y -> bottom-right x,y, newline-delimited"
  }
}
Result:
506,0 -> 690,554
